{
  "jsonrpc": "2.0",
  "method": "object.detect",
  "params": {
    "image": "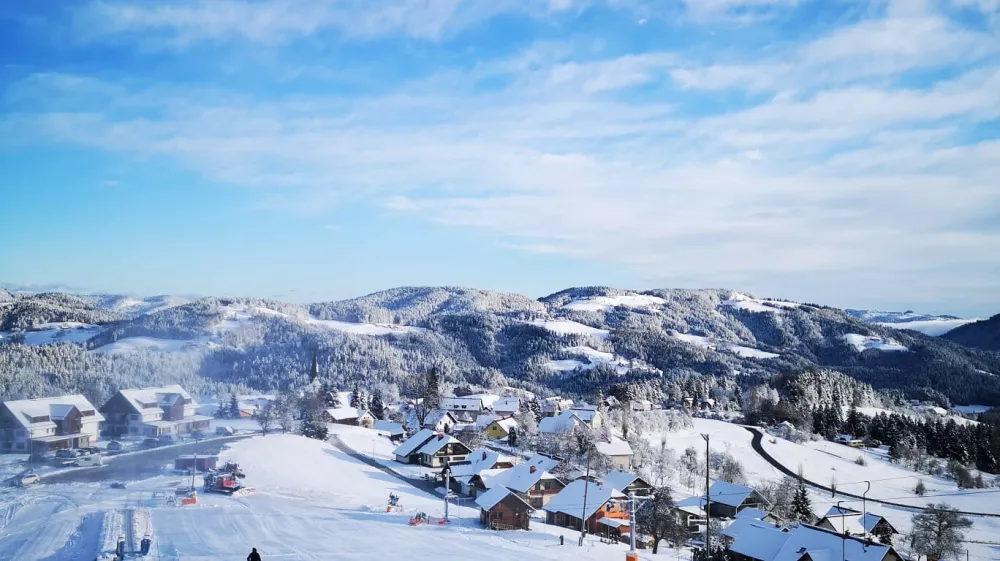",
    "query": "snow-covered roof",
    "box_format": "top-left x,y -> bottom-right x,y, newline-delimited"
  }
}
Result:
440,397 -> 486,411
600,470 -> 644,492
423,409 -> 456,427
392,428 -> 437,457
449,448 -> 514,478
730,523 -> 895,561
374,420 -> 404,435
675,496 -> 706,517
821,507 -> 887,534
569,407 -> 598,422
475,413 -> 500,429
490,418 -> 518,432
706,480 -> 756,508
595,436 -> 633,457
416,432 -> 465,456
597,517 -> 630,529
737,507 -> 773,521
3,394 -> 104,429
475,485 -> 529,511
723,516 -> 779,539
118,385 -> 194,412
493,397 -> 520,413
538,410 -> 580,434
544,480 -> 626,520
326,407 -> 369,421
484,454 -> 561,493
